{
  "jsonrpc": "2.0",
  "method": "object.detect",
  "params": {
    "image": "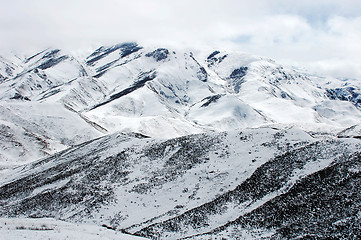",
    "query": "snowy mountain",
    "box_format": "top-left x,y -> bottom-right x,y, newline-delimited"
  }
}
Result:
1,42 -> 360,167
0,128 -> 360,239
0,43 -> 361,239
